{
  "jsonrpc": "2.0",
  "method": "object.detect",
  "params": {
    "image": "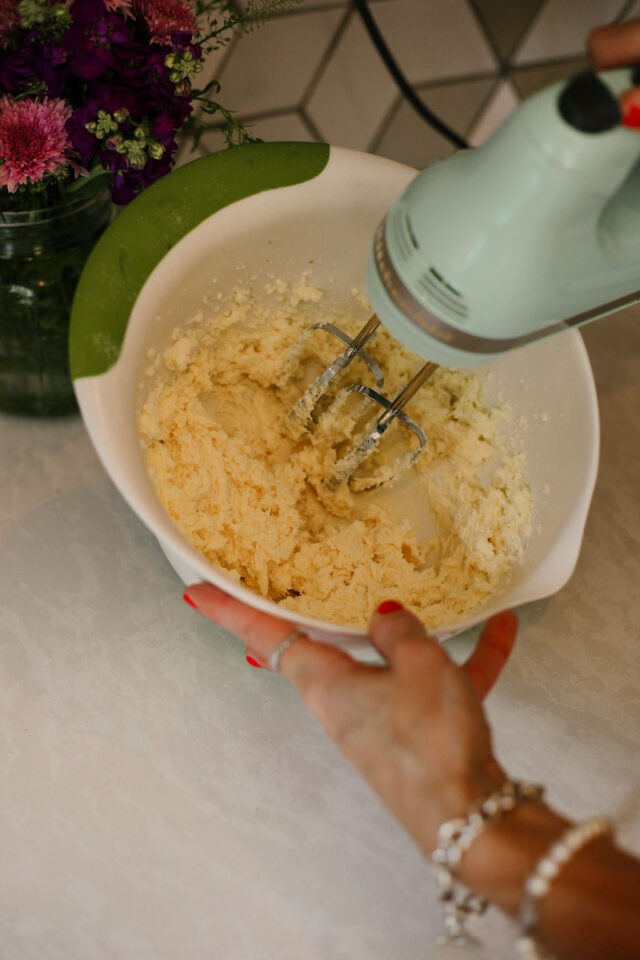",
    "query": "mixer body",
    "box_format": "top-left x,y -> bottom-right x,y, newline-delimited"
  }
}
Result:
288,69 -> 640,489
367,69 -> 640,367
